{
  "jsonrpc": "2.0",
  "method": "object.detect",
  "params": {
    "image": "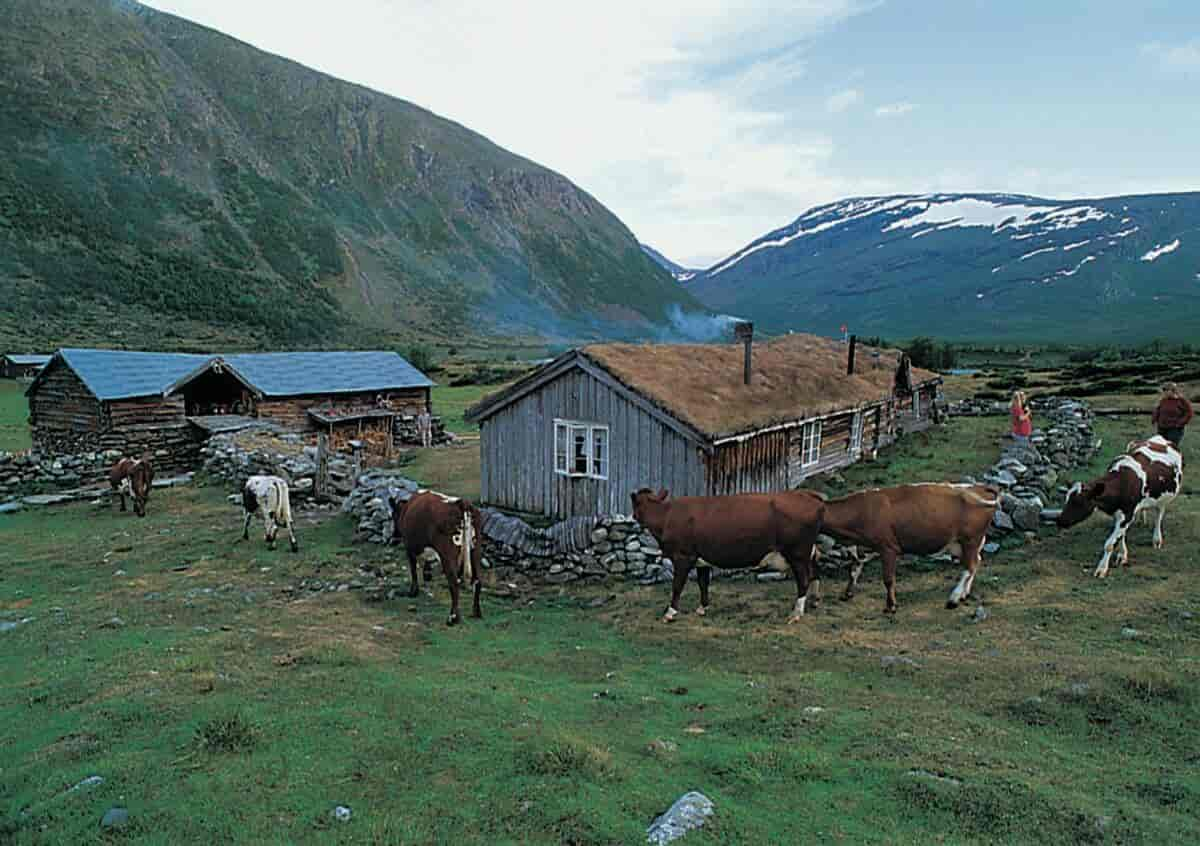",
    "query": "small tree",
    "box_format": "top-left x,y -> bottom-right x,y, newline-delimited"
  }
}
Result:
405,343 -> 435,374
